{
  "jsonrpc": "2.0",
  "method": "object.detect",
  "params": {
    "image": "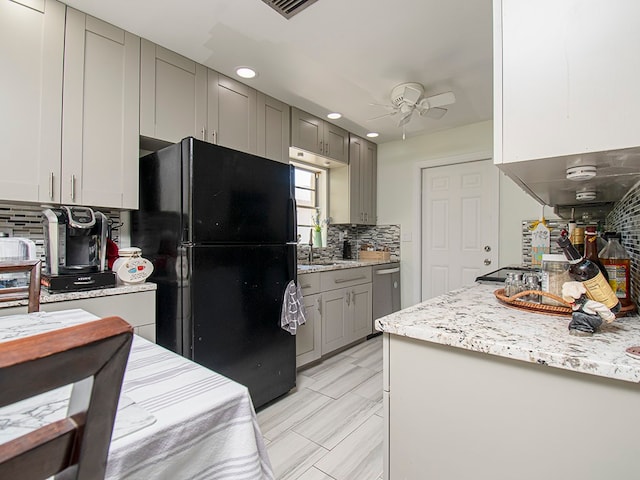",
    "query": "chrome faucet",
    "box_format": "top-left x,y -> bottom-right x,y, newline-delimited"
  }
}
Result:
308,228 -> 314,263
